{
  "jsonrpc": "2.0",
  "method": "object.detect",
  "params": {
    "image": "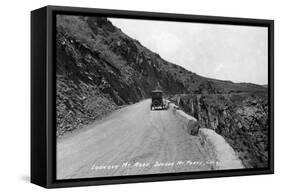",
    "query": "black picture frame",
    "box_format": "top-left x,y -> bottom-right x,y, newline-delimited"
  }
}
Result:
31,5 -> 274,188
